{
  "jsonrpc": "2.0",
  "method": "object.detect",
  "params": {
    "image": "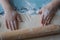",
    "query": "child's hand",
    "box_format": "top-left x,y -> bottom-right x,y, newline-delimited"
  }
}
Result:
4,11 -> 22,30
38,4 -> 57,26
